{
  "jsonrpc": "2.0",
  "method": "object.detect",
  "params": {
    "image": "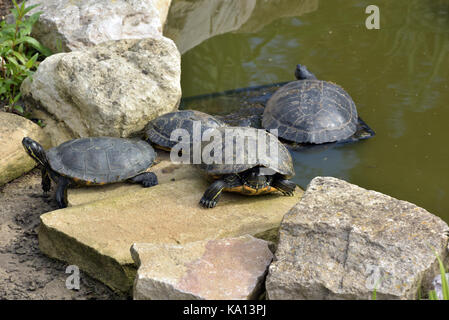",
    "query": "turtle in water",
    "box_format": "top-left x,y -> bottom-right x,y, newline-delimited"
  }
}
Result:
262,64 -> 374,144
22,137 -> 158,208
198,127 -> 296,208
144,110 -> 226,151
